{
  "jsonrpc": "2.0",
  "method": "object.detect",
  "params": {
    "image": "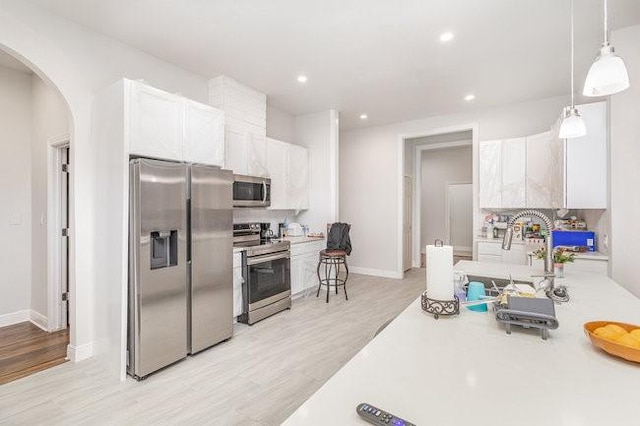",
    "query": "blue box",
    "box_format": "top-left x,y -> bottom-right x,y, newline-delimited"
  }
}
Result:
552,230 -> 596,251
